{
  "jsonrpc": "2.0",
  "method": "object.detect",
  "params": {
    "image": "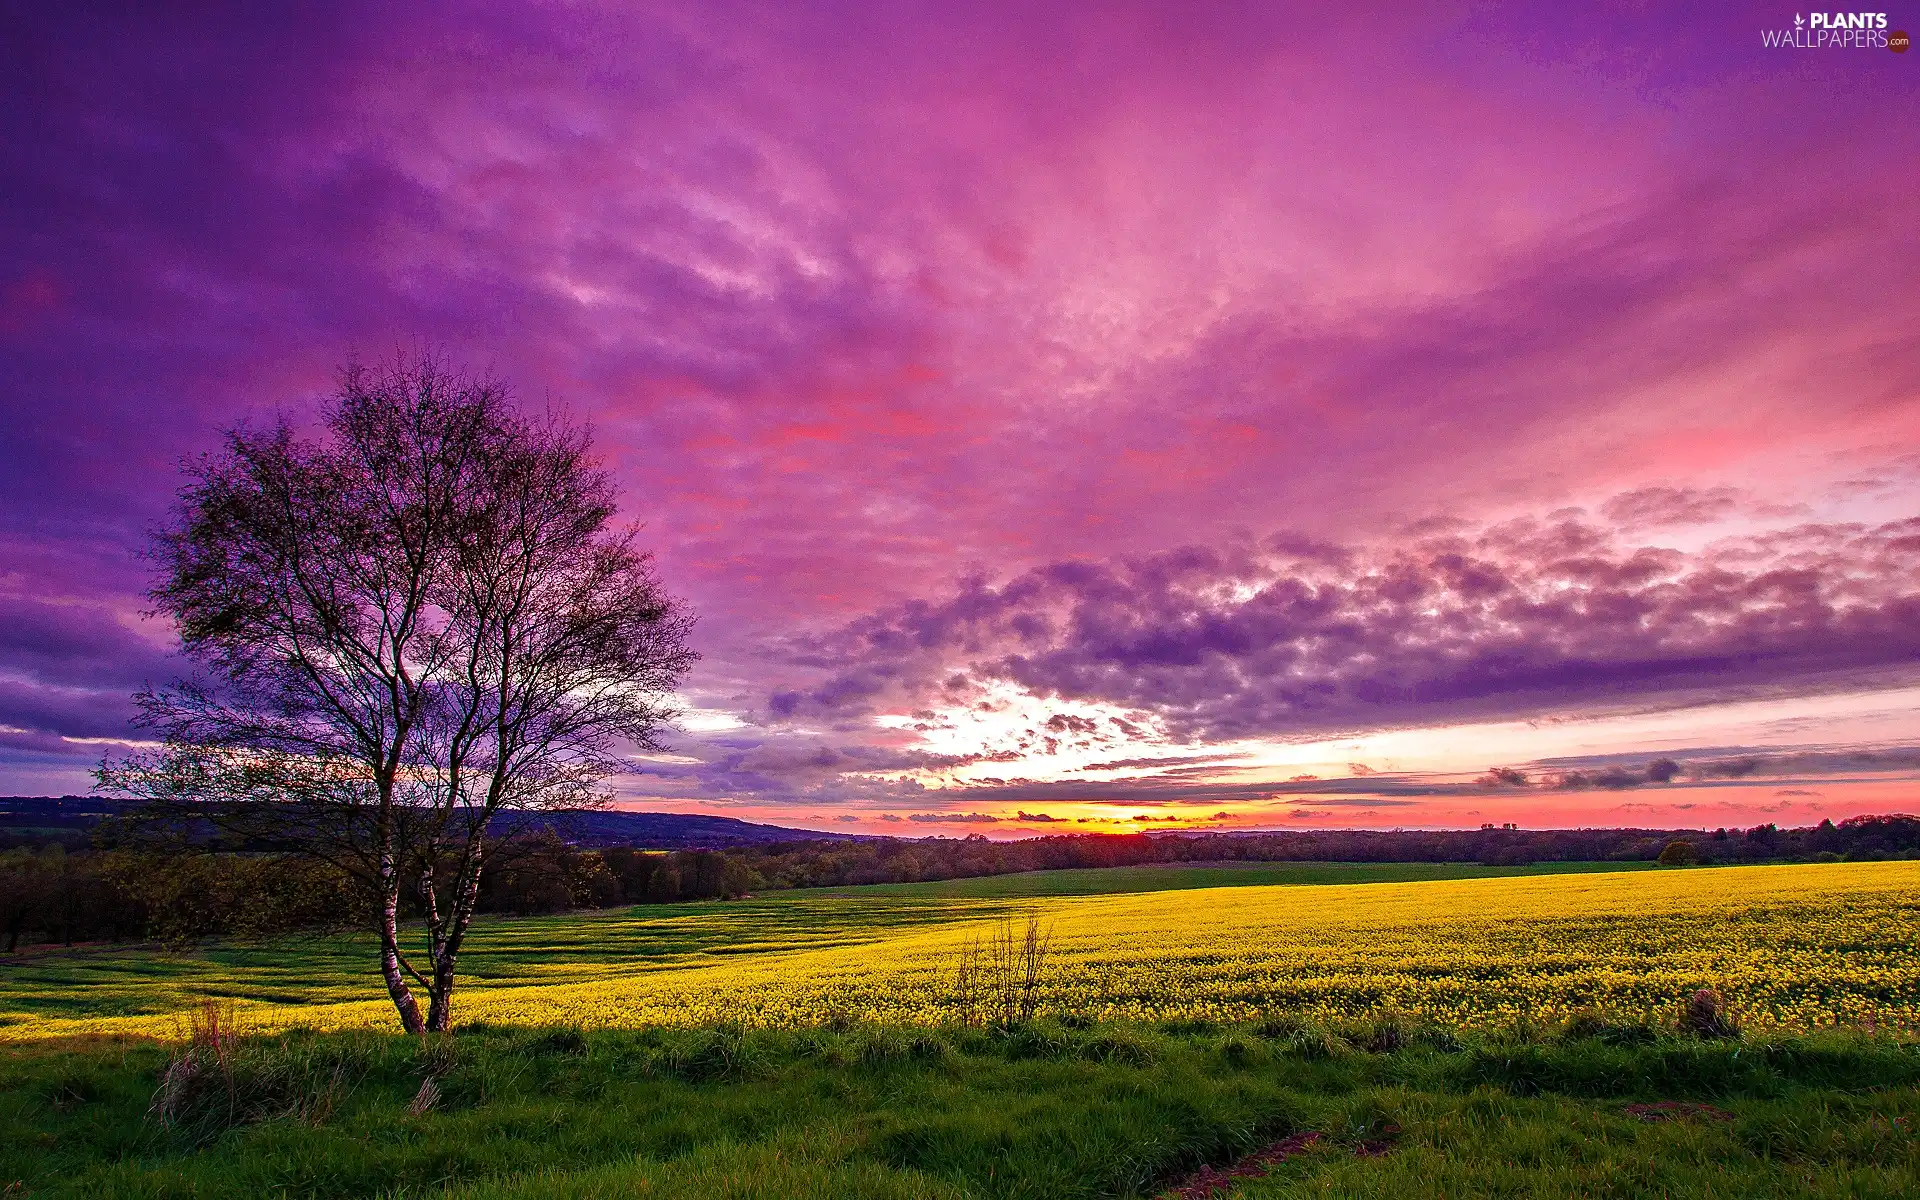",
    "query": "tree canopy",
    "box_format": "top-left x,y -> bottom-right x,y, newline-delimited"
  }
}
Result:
103,356 -> 696,1032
